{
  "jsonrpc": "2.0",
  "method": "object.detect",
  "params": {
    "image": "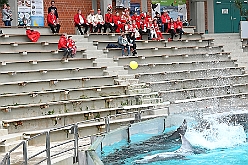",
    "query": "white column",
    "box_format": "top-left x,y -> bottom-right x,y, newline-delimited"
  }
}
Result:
9,1 -> 18,26
207,0 -> 214,33
141,0 -> 148,12
196,1 -> 205,33
101,0 -> 112,13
